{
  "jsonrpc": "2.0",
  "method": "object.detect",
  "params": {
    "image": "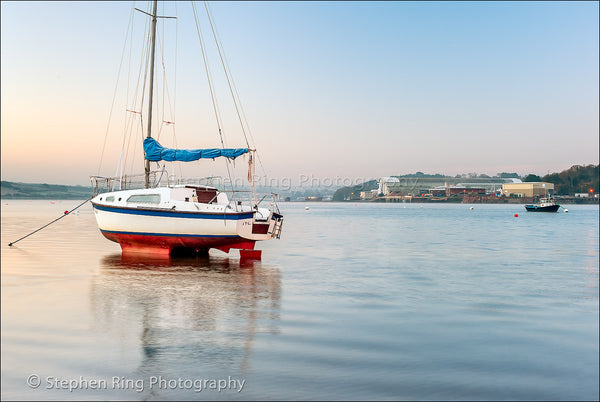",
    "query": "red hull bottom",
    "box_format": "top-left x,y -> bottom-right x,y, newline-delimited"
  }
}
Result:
100,231 -> 256,258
